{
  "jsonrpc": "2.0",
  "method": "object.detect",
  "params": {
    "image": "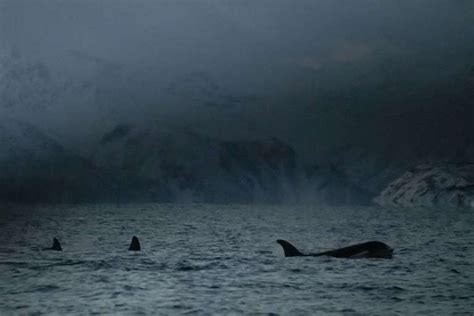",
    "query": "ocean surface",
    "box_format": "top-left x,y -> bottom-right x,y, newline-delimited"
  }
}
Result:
0,203 -> 473,315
